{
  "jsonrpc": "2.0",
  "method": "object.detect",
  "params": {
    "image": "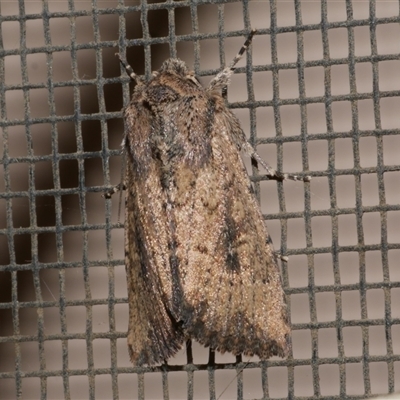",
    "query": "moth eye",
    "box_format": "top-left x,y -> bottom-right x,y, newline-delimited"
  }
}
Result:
186,75 -> 201,87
